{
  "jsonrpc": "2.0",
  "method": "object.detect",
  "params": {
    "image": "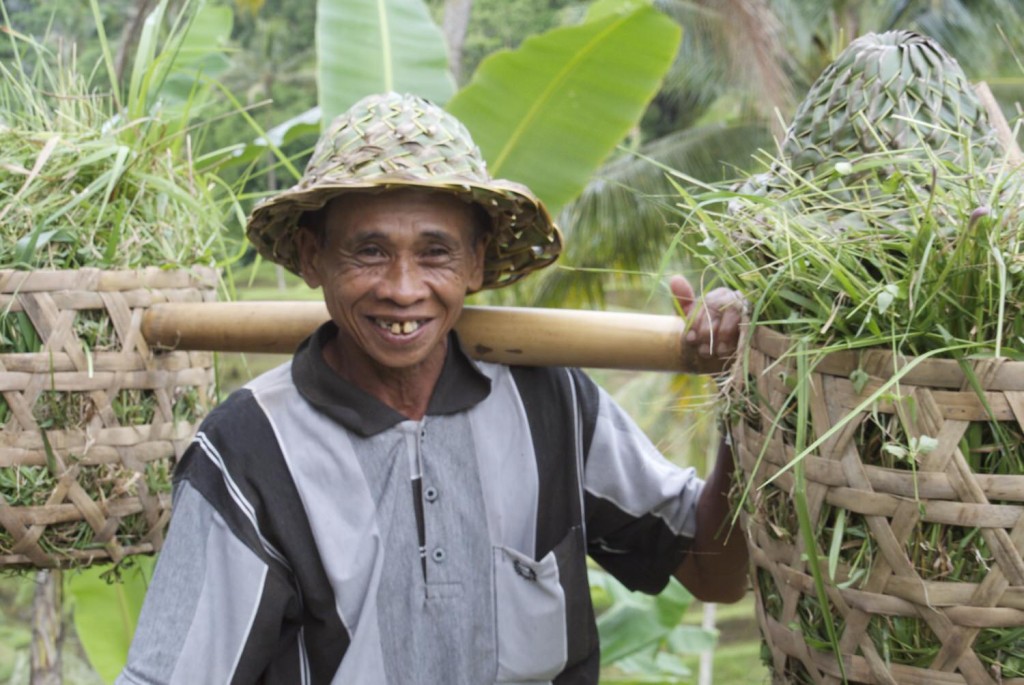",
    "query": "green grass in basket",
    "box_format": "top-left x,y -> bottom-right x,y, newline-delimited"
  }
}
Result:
674,142 -> 1024,680
680,144 -> 1024,358
0,13 -> 236,270
0,462 -> 156,558
0,2 -> 252,567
